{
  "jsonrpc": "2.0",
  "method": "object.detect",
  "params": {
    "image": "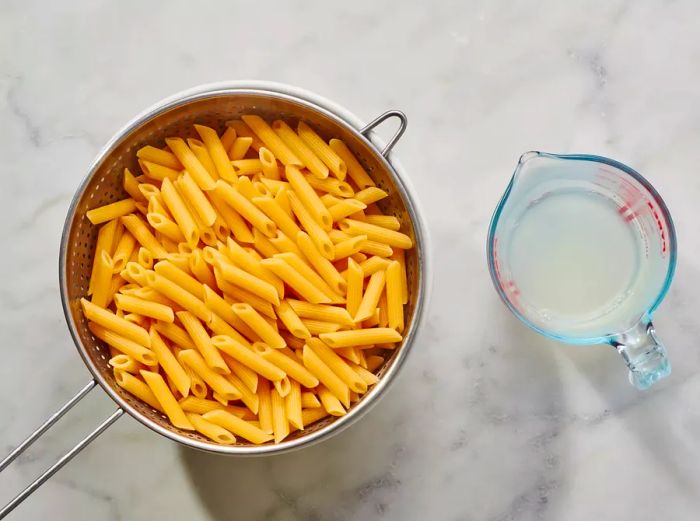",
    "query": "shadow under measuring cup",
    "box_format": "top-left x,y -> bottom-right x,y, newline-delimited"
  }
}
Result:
487,151 -> 677,390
